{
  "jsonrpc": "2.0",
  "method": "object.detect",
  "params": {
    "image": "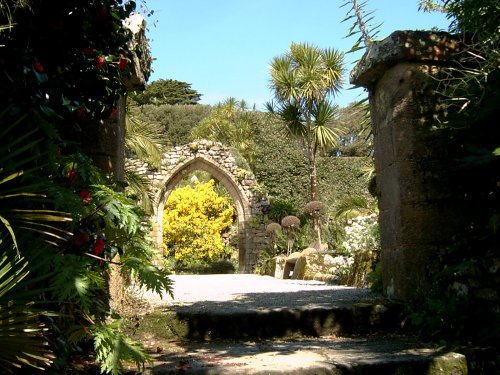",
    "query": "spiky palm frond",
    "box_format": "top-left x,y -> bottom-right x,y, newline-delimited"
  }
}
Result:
125,111 -> 167,171
0,244 -> 54,373
312,101 -> 343,152
0,168 -> 72,255
271,43 -> 344,106
124,169 -> 153,214
334,196 -> 375,222
322,48 -> 345,96
0,114 -> 73,256
279,103 -> 307,138
269,55 -> 300,104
